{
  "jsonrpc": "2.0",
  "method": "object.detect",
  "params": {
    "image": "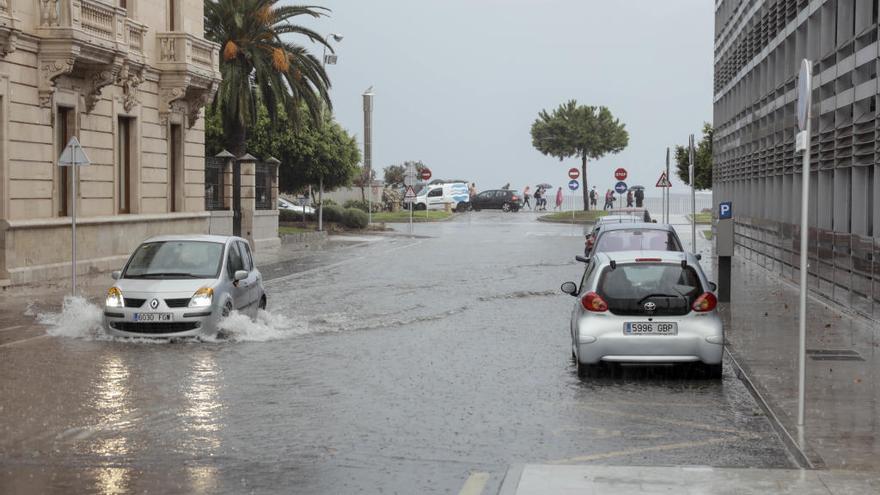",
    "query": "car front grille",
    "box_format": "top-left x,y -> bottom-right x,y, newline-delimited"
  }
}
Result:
164,298 -> 191,308
124,298 -> 146,308
110,322 -> 201,334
